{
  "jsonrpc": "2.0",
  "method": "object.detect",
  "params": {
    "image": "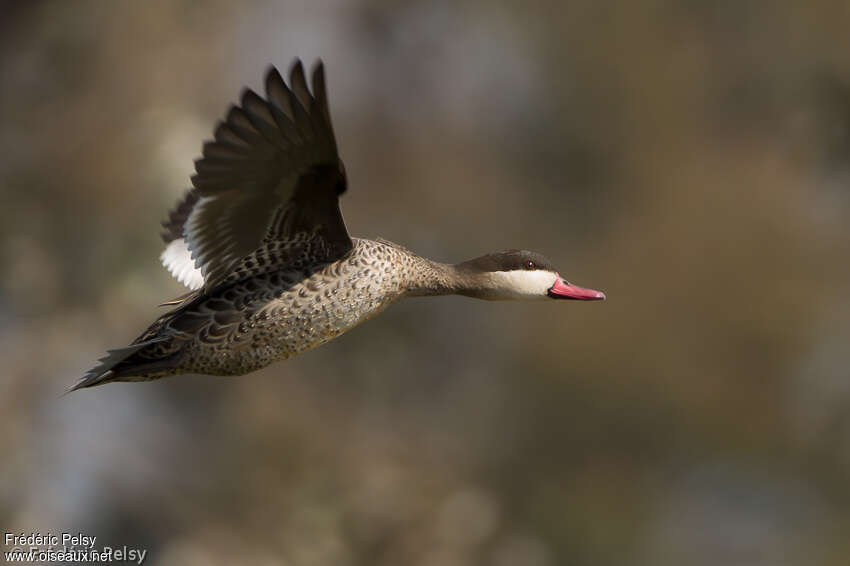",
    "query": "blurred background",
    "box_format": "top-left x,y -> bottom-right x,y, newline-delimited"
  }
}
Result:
2,1 -> 850,565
